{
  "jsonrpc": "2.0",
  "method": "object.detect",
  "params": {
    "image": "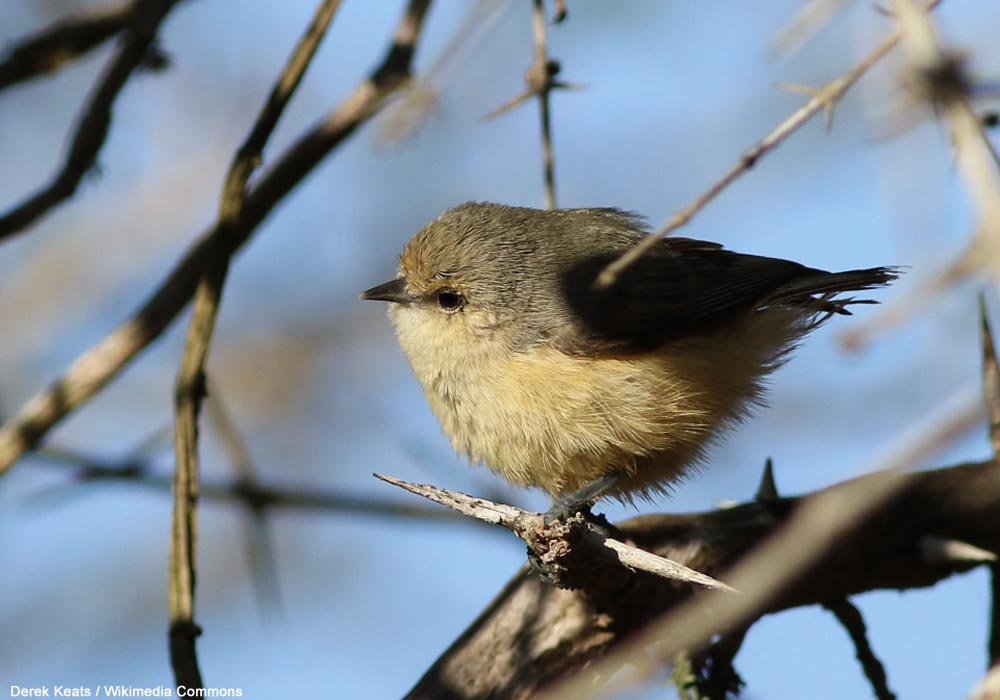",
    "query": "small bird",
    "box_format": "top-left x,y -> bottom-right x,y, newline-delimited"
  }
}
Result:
361,202 -> 896,507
